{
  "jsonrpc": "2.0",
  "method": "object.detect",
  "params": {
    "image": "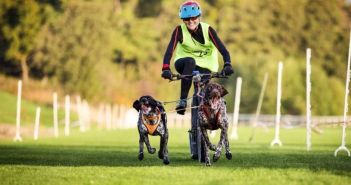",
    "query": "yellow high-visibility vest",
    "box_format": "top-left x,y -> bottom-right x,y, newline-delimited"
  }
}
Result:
174,22 -> 219,72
